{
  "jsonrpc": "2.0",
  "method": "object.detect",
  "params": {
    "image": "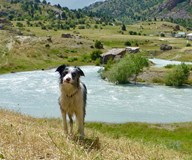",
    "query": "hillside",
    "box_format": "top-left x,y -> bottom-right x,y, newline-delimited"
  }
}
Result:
85,0 -> 192,27
0,109 -> 192,159
0,0 -> 97,73
0,0 -> 91,29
